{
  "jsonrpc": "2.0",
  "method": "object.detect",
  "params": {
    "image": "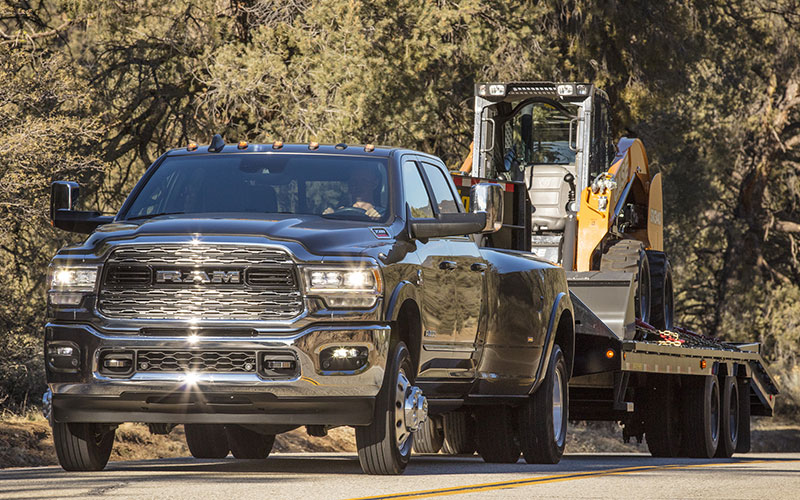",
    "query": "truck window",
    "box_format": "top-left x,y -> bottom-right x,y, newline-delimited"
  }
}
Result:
124,154 -> 389,222
421,163 -> 460,214
402,161 -> 434,219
